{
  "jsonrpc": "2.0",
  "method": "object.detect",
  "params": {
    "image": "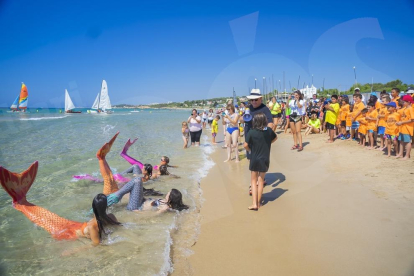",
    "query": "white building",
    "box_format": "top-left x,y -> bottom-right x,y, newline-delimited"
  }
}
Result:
300,85 -> 317,99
